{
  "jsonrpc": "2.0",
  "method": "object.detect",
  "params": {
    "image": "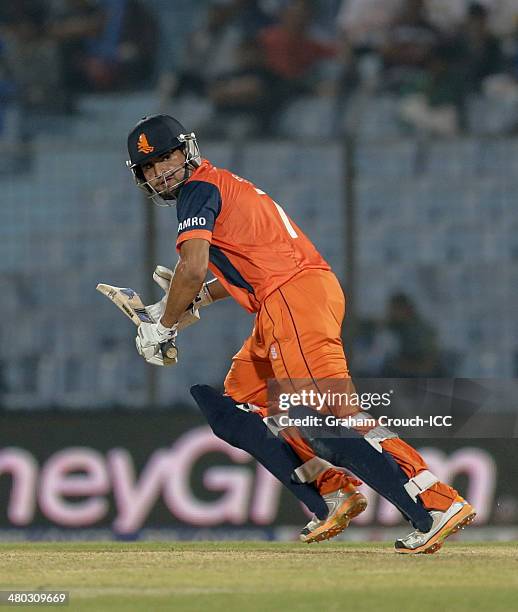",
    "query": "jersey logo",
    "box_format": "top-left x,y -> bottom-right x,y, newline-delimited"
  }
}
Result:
137,133 -> 154,154
178,217 -> 207,231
